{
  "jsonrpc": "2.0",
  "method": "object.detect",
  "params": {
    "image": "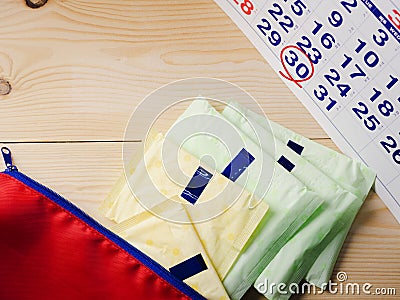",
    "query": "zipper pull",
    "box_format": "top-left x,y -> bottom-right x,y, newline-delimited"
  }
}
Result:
1,147 -> 17,172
